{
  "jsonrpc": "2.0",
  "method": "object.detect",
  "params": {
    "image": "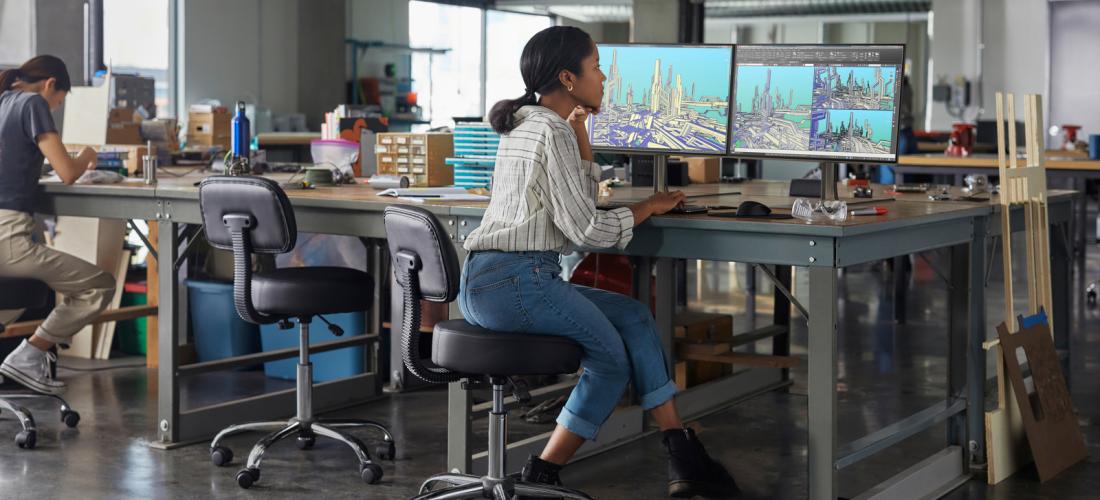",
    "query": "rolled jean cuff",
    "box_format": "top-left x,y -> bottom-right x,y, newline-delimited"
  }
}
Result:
556,406 -> 601,441
640,379 -> 678,411
34,326 -> 69,345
